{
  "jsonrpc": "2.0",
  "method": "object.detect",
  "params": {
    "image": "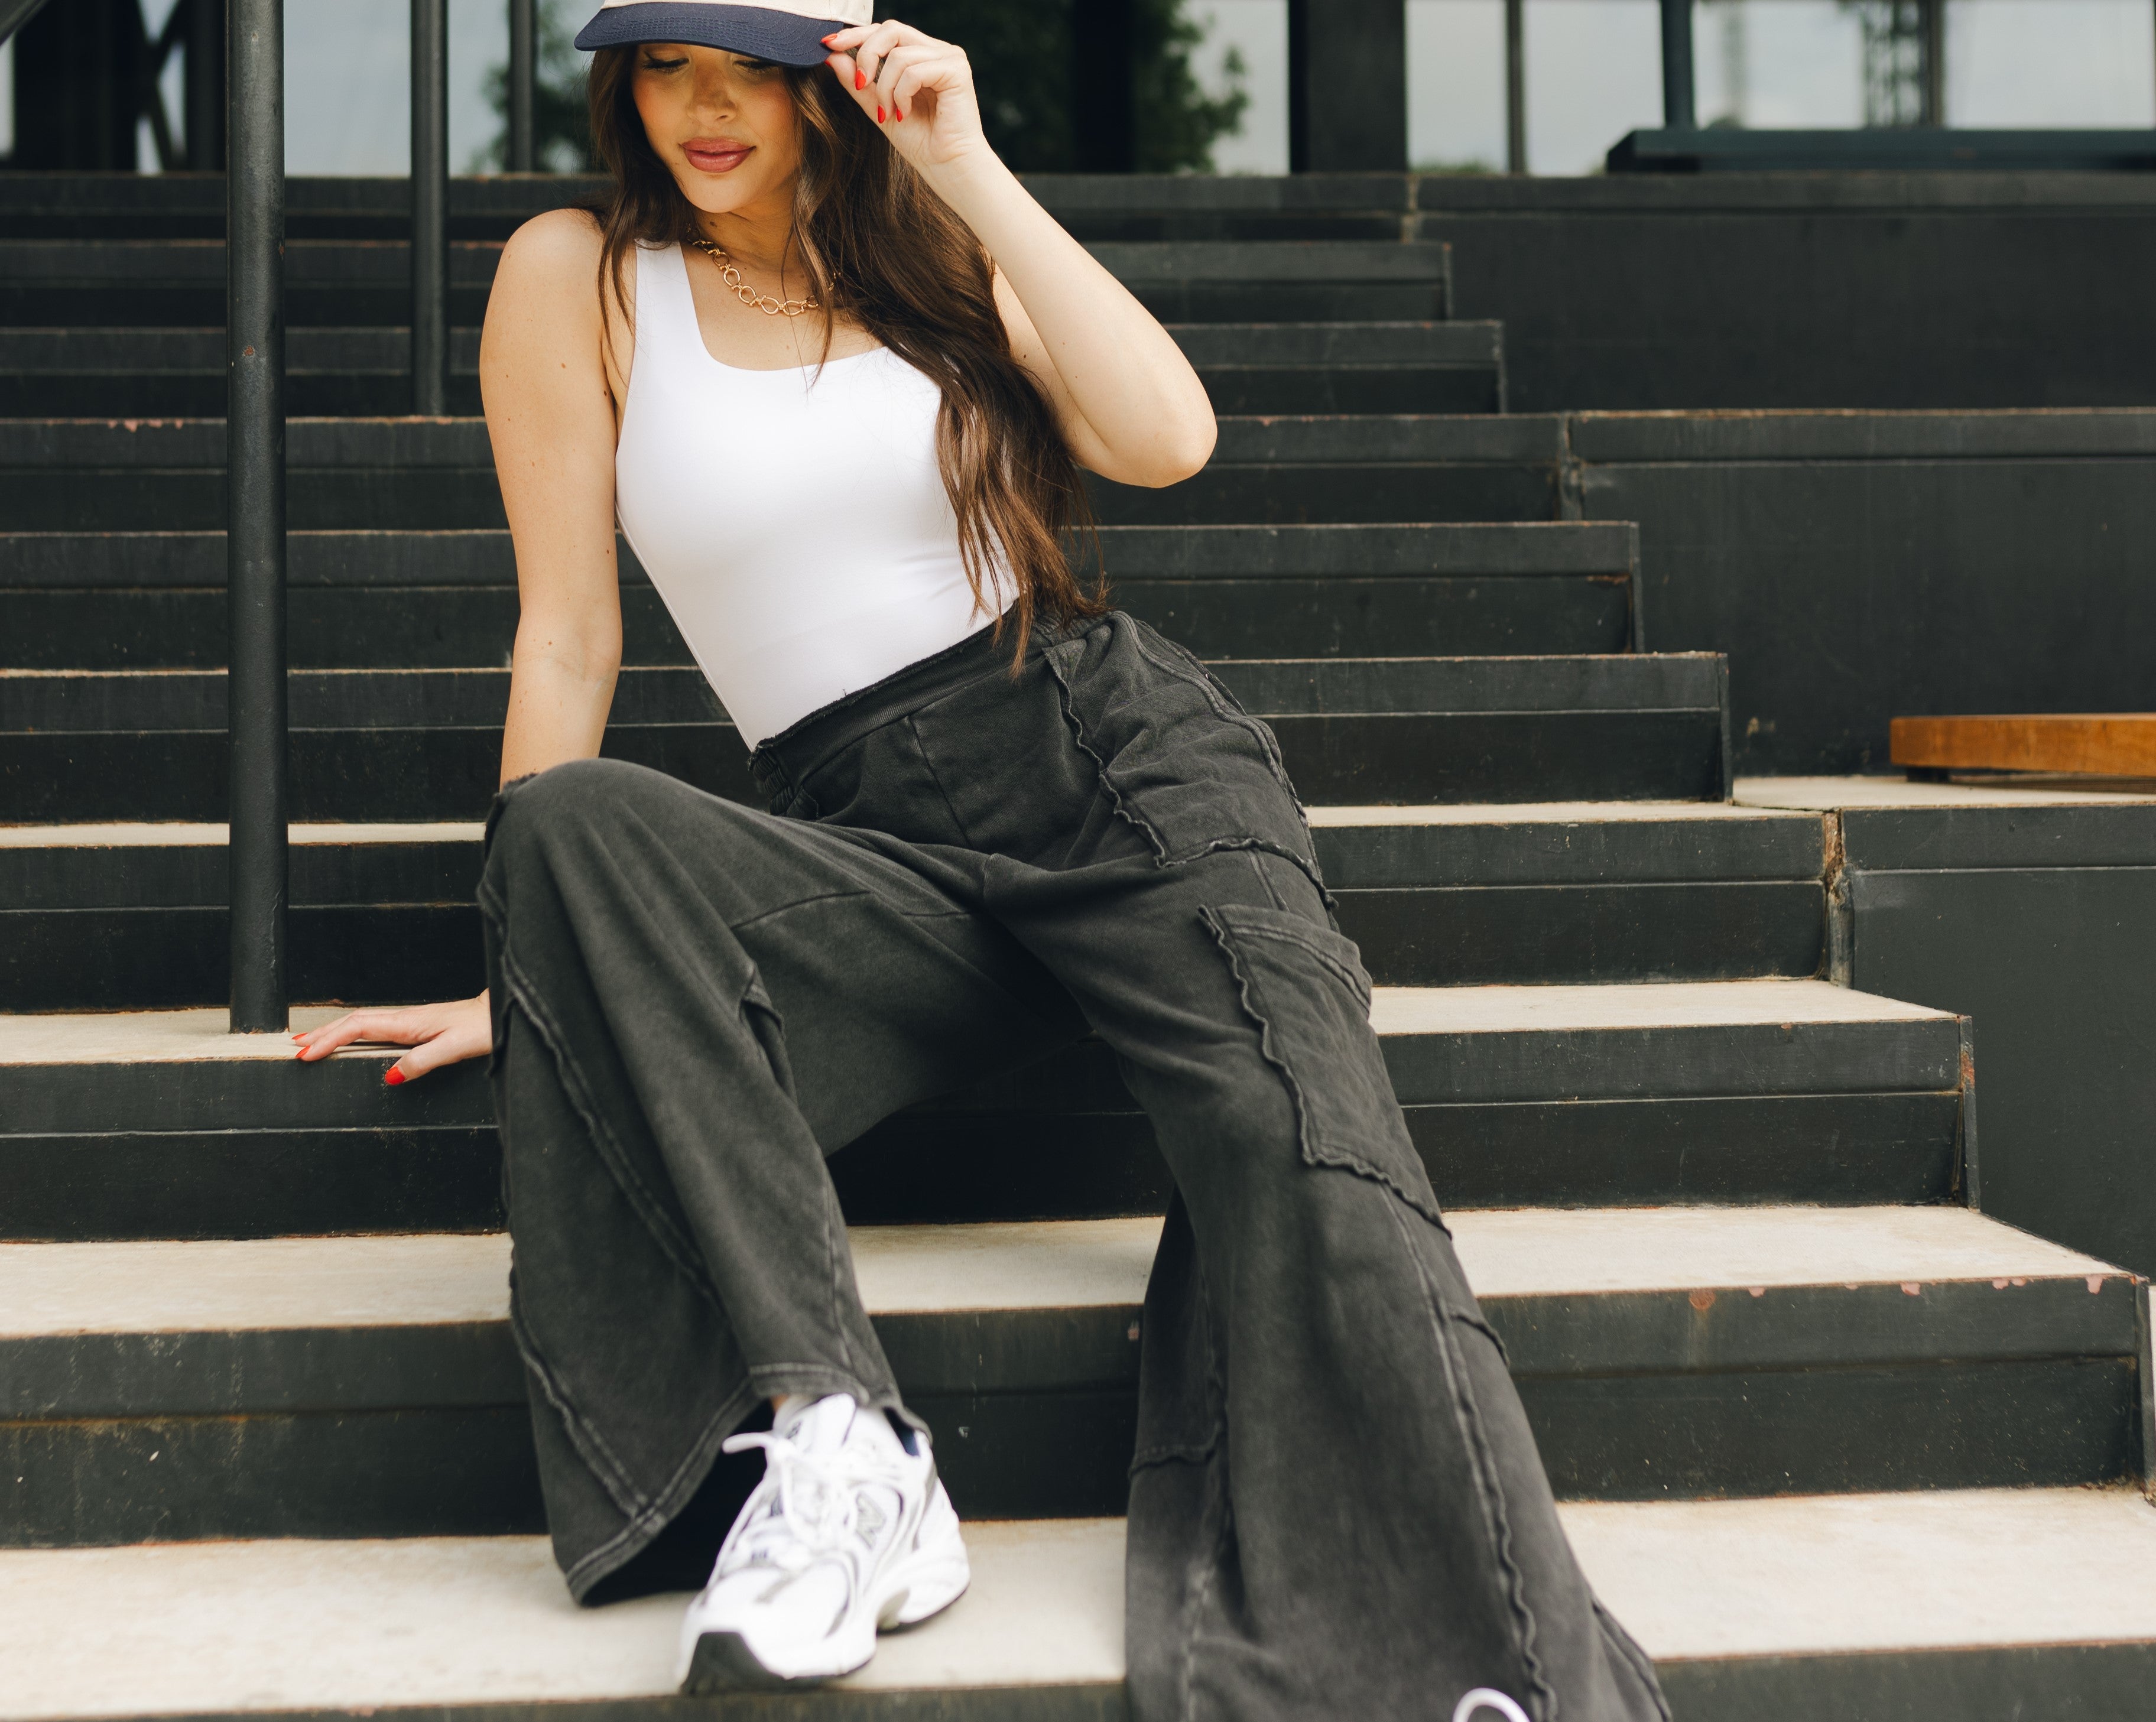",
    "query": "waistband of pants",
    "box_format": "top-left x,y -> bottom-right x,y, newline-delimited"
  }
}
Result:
748,610 -> 1090,805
